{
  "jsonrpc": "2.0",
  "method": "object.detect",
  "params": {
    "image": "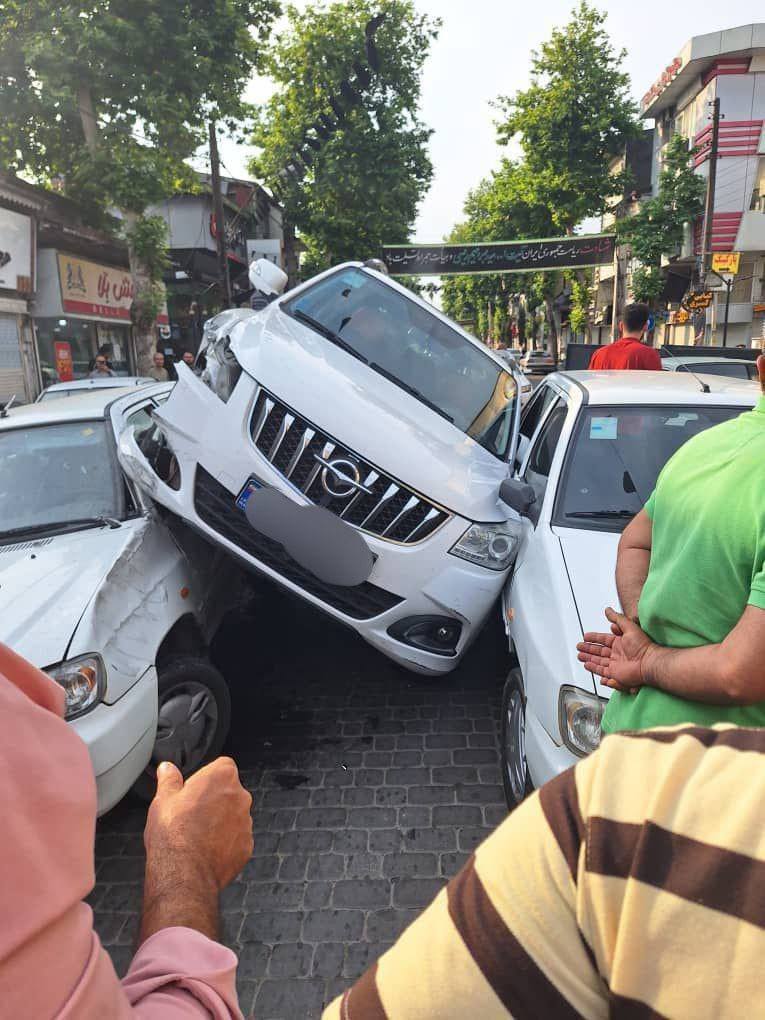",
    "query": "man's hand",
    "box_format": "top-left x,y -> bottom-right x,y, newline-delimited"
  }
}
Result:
140,757 -> 253,944
577,607 -> 654,692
